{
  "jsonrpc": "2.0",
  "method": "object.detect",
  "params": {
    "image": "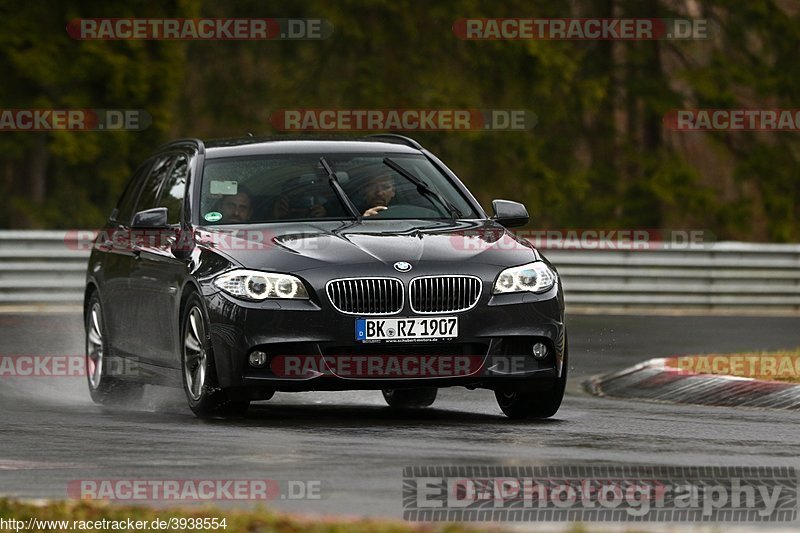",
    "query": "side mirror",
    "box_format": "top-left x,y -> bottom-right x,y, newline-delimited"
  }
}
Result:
132,207 -> 169,228
491,199 -> 529,228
